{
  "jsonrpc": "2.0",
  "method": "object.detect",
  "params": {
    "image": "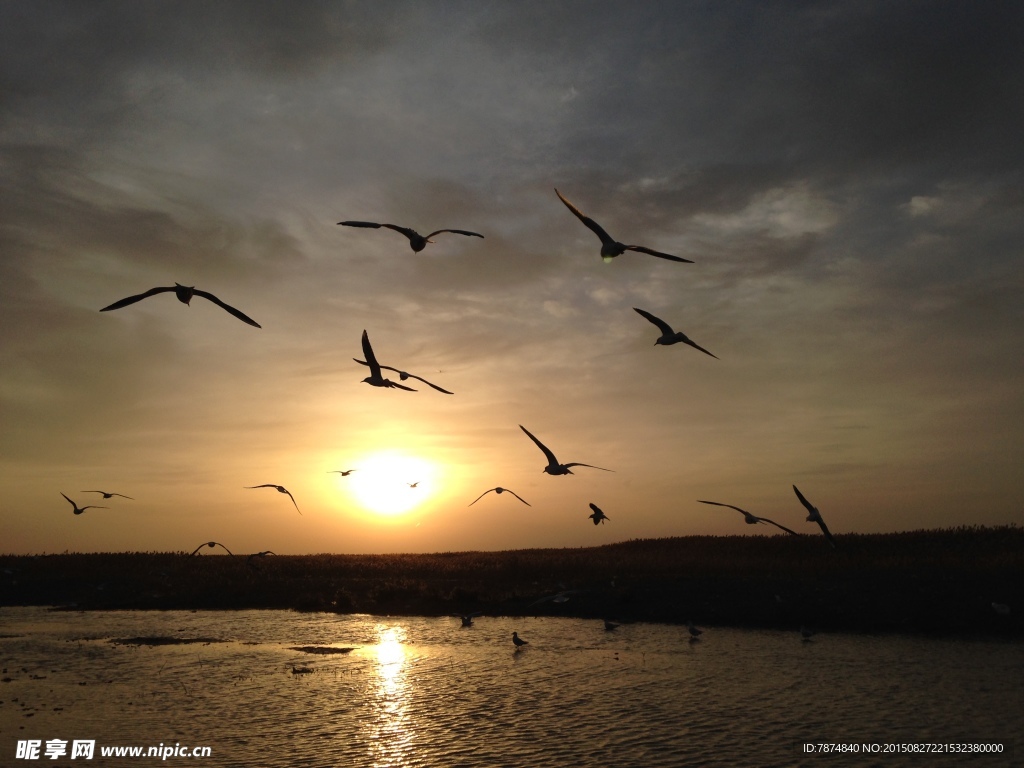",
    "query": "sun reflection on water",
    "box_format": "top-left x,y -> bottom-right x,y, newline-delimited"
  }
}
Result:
367,624 -> 414,766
